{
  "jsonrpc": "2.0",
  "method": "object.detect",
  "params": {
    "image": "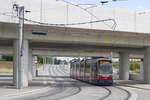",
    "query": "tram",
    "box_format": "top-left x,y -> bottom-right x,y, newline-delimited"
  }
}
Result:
70,57 -> 113,85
